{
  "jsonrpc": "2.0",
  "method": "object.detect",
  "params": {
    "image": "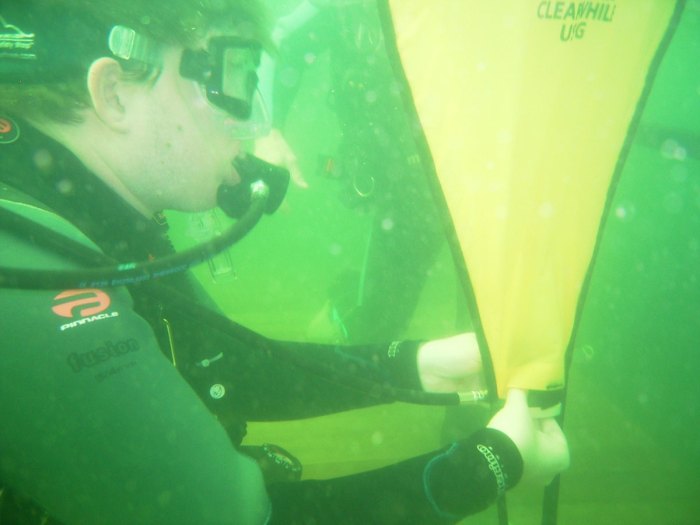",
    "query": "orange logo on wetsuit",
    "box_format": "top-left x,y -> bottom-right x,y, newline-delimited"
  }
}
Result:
0,118 -> 12,134
0,116 -> 20,144
52,289 -> 111,318
52,289 -> 120,331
